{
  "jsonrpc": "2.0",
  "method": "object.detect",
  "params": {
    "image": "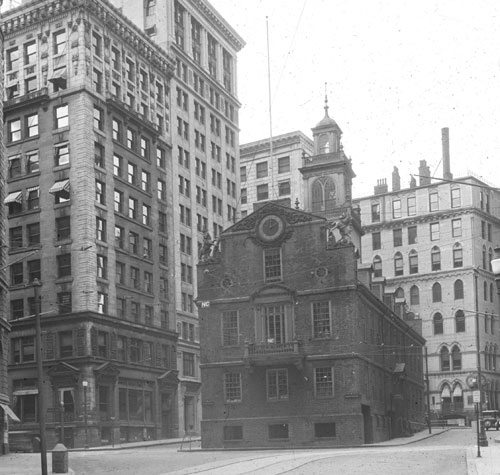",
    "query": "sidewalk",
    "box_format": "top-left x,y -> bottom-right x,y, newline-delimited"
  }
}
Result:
467,435 -> 500,475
